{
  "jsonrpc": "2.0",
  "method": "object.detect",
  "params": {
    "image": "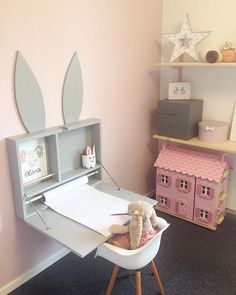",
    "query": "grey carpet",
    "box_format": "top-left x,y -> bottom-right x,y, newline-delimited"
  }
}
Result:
9,212 -> 236,295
